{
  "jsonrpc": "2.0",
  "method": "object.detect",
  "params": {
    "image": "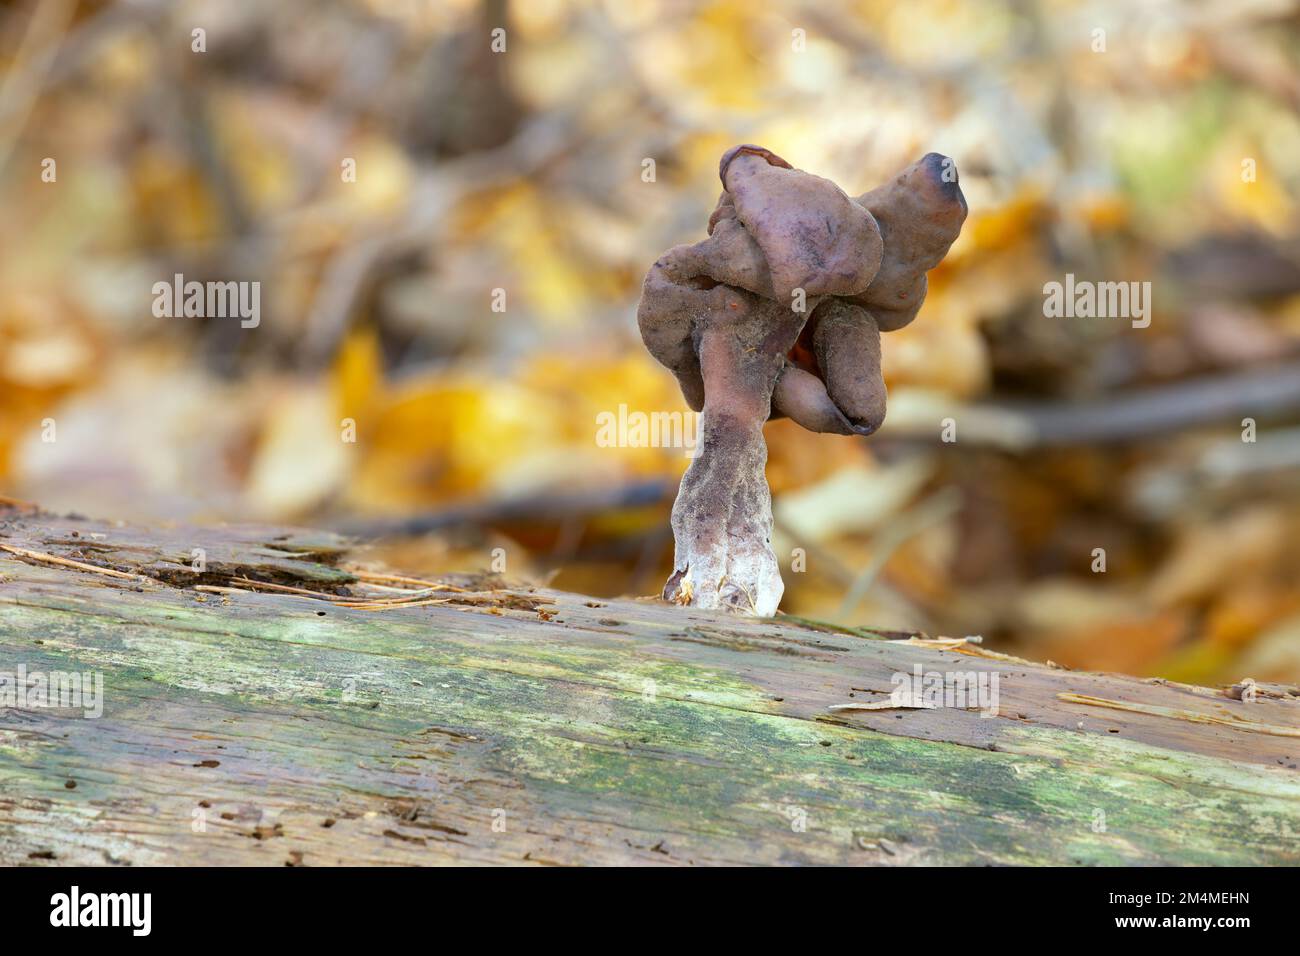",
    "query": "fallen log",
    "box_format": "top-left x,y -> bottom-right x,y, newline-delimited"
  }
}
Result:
1,503 -> 1297,865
